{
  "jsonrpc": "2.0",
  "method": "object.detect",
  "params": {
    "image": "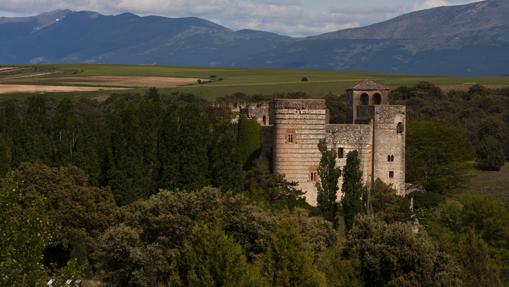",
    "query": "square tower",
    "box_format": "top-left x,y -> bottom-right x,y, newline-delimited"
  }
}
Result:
346,80 -> 390,124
